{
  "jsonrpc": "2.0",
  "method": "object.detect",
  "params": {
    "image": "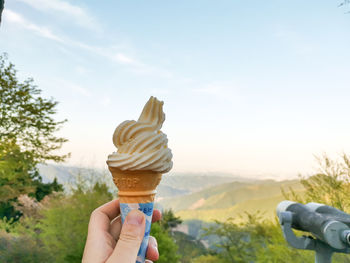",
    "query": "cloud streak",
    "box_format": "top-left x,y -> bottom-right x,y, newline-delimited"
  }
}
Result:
15,0 -> 100,31
4,9 -> 172,79
4,9 -> 64,42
